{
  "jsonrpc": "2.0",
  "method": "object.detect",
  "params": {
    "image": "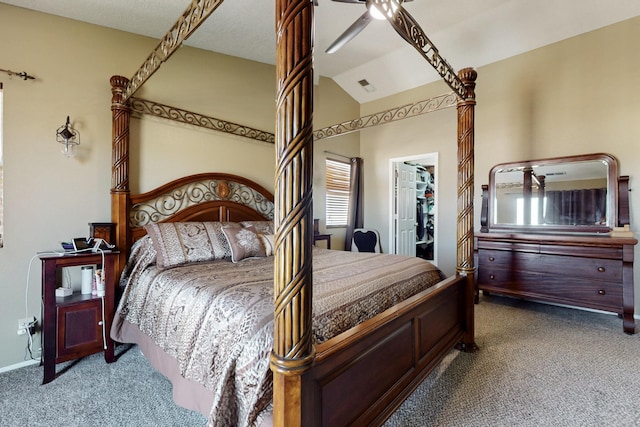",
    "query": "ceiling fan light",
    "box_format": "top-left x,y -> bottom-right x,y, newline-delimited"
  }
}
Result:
368,4 -> 386,20
367,1 -> 399,20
